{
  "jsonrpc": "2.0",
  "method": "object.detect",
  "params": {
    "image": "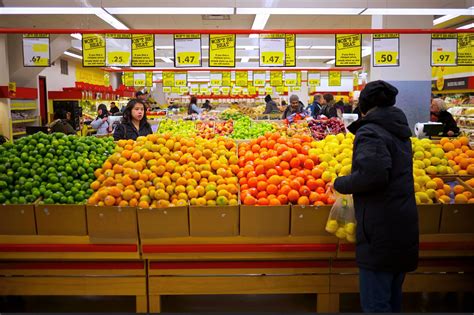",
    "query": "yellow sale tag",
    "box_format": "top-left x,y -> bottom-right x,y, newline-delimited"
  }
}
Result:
276,86 -> 284,93
174,80 -> 187,87
212,87 -> 220,94
163,87 -> 172,93
132,34 -> 155,67
172,87 -> 180,93
32,44 -> 48,53
374,51 -> 398,65
261,52 -> 284,66
176,52 -> 200,66
107,51 -> 131,66
432,51 -> 456,65
292,86 -> 301,92
135,79 -> 145,86
270,71 -> 283,86
180,87 -> 189,94
221,87 -> 230,95
30,56 -> 48,66
265,86 -> 273,94
329,72 -> 342,86
211,79 -> 222,86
